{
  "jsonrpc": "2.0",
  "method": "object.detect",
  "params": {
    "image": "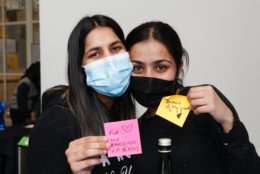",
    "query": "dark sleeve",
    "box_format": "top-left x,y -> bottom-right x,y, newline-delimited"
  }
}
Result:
17,83 -> 31,118
28,106 -> 80,174
221,121 -> 260,173
210,85 -> 260,174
